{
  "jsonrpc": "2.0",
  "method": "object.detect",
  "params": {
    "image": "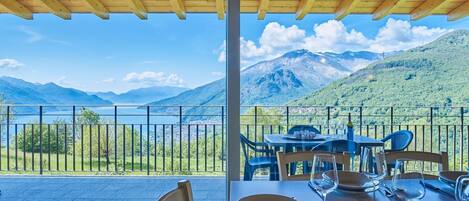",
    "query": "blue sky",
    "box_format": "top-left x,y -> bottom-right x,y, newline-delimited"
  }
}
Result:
0,13 -> 468,93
